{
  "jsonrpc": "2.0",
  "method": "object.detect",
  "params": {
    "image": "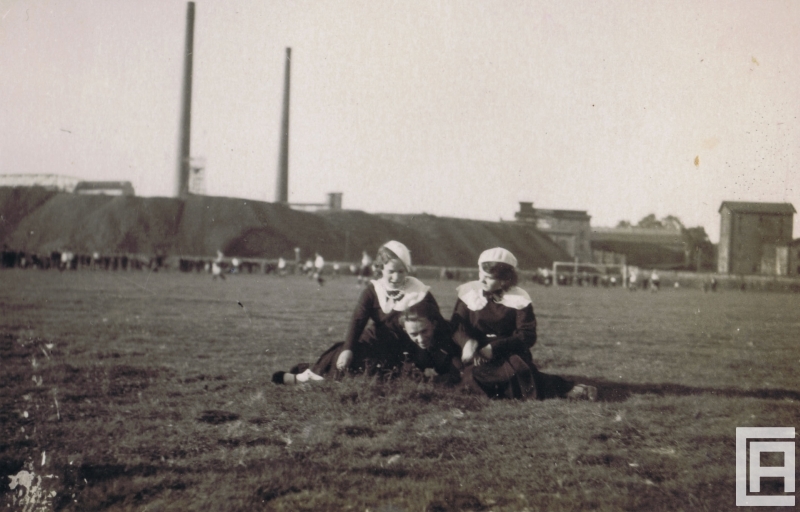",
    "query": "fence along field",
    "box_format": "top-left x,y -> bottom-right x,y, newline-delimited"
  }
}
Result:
1,270 -> 798,511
